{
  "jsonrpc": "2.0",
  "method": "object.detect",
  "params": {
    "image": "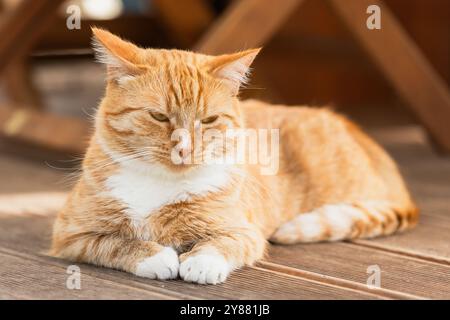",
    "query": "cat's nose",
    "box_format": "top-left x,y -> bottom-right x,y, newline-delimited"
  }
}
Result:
171,127 -> 193,163
178,147 -> 191,159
